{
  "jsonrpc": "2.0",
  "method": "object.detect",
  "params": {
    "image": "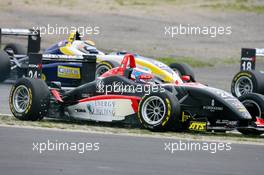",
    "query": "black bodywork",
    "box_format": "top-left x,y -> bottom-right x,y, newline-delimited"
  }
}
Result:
19,52 -> 264,134
60,73 -> 252,131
